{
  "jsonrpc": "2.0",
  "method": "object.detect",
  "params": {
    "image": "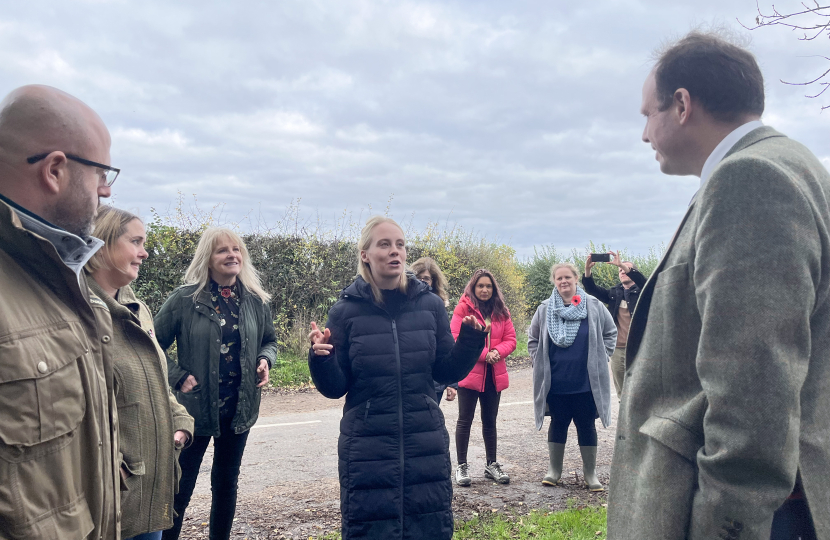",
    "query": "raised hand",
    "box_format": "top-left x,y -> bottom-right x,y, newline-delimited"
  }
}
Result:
309,321 -> 333,356
609,250 -> 631,272
460,315 -> 485,332
585,254 -> 595,277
